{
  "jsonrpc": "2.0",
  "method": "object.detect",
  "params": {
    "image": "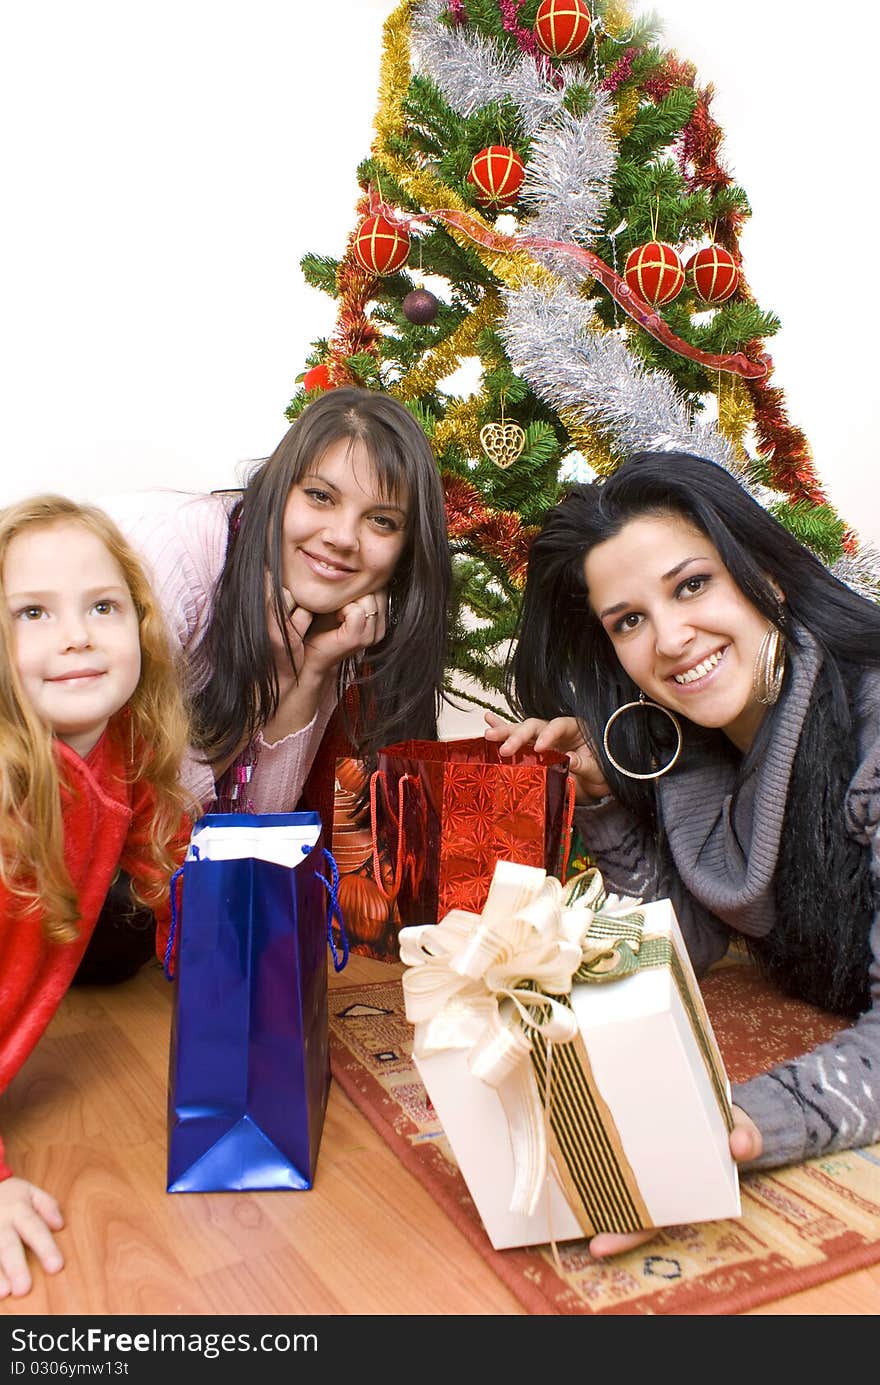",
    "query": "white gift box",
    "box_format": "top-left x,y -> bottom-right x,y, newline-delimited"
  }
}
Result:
401,861 -> 741,1251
